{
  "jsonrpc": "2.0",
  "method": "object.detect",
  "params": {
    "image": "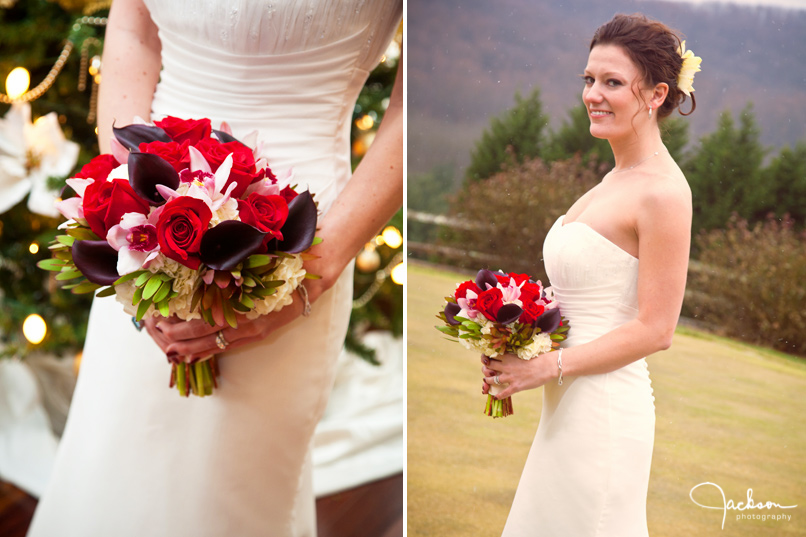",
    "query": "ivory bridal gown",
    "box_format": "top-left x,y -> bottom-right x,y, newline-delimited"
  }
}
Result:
27,2 -> 402,536
501,215 -> 656,537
